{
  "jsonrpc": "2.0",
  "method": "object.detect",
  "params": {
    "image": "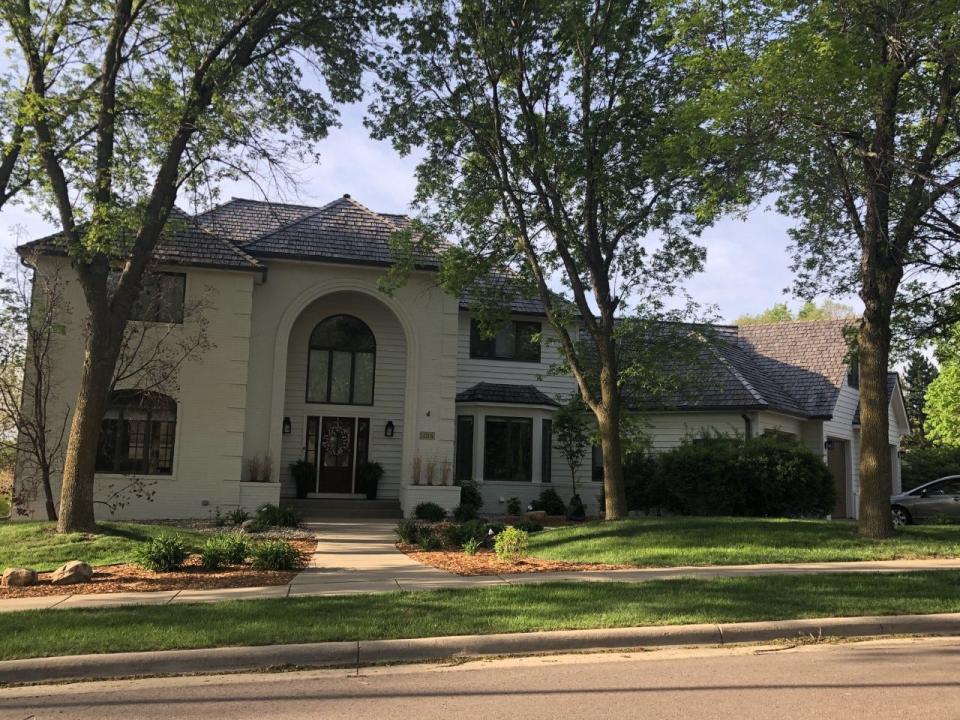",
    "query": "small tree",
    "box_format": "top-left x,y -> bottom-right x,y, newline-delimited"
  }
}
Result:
553,397 -> 590,498
903,351 -> 939,448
